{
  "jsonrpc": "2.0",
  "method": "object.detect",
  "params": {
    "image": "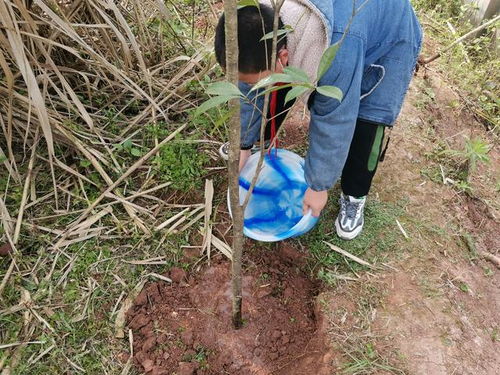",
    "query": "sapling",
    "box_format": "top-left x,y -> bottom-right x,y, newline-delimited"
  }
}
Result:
194,0 -> 373,329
